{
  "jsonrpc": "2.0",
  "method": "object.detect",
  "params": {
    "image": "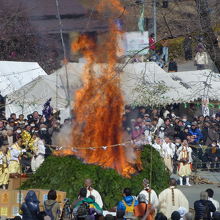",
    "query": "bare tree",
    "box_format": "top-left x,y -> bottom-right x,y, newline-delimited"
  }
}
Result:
0,3 -> 61,73
195,0 -> 220,72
